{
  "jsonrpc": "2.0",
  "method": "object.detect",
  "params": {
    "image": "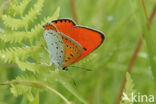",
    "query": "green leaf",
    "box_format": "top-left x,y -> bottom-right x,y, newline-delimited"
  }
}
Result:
2,0 -> 45,30
30,92 -> 39,104
120,73 -> 136,104
9,0 -> 31,16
